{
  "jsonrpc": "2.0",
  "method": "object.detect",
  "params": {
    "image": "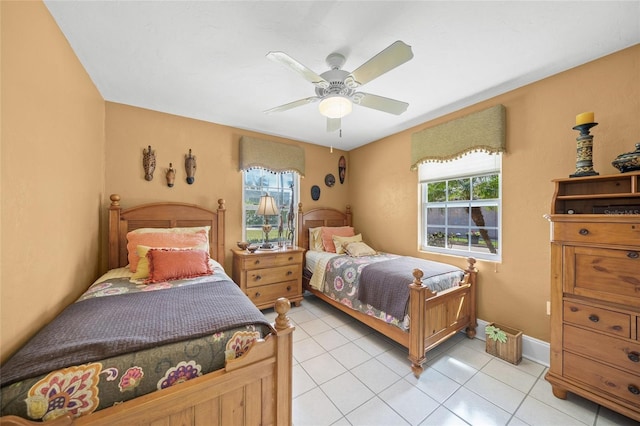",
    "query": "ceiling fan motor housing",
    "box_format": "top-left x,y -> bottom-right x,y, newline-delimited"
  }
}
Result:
316,69 -> 354,98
